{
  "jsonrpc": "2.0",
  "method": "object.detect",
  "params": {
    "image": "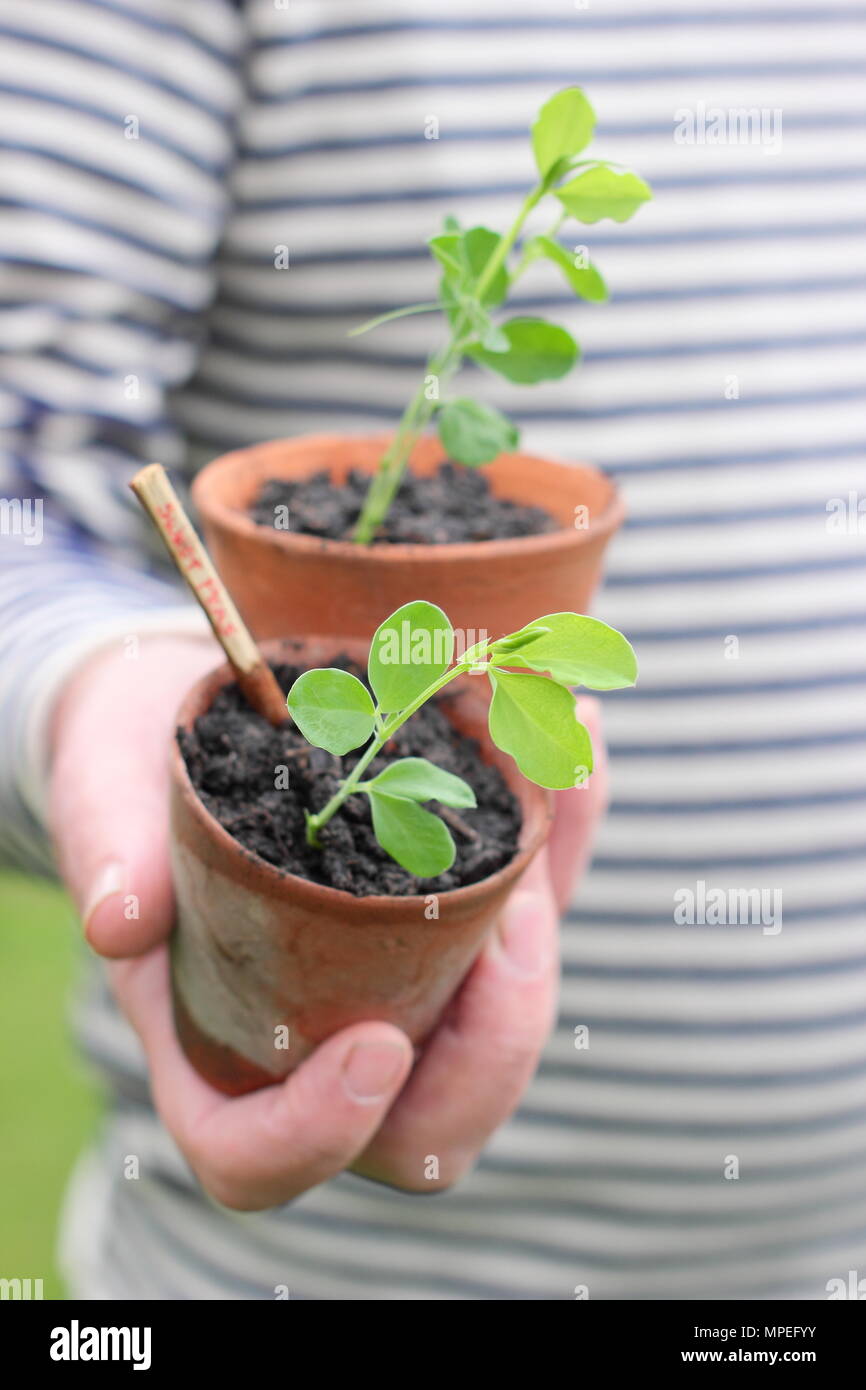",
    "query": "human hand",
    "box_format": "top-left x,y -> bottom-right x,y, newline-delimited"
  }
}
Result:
350,699 -> 606,1192
50,638 -> 605,1208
